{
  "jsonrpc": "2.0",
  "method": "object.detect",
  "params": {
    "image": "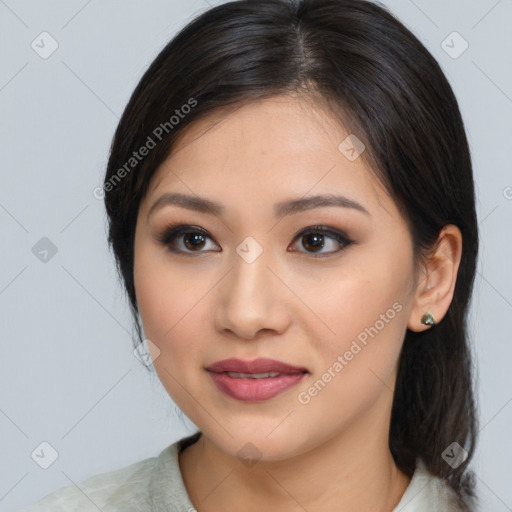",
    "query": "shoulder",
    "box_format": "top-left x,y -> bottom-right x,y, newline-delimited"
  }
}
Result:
18,454 -> 157,512
18,432 -> 201,512
392,459 -> 464,512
